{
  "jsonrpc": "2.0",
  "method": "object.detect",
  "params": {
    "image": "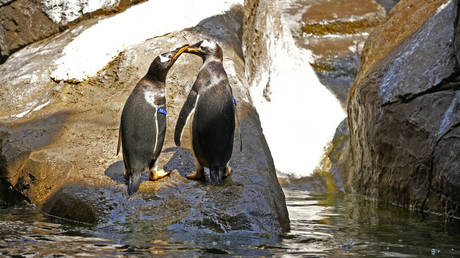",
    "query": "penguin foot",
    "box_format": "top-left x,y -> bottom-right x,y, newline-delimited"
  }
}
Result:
123,169 -> 129,180
149,169 -> 170,180
224,166 -> 232,177
185,170 -> 204,180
